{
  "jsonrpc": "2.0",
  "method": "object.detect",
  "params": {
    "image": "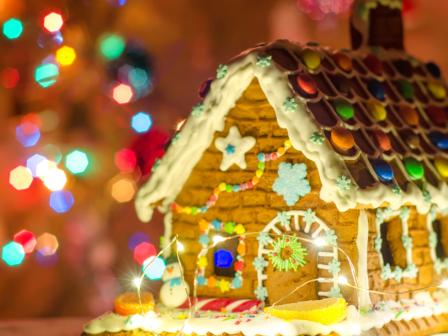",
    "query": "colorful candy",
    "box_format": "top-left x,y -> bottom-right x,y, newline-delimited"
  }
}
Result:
331,127 -> 354,150
426,62 -> 441,78
404,157 -> 424,180
427,82 -> 447,100
371,159 -> 394,181
363,54 -> 382,75
367,78 -> 385,100
297,72 -> 317,95
372,129 -> 391,151
301,48 -> 321,70
397,80 -> 414,99
435,157 -> 448,177
426,106 -> 446,125
333,98 -> 354,119
429,131 -> 448,149
399,105 -> 419,126
366,101 -> 387,121
199,78 -> 213,99
332,52 -> 352,72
